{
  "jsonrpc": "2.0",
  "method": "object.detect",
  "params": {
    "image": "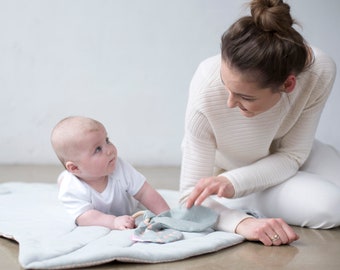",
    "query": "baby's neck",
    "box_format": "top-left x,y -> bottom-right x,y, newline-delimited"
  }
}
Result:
82,175 -> 108,193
